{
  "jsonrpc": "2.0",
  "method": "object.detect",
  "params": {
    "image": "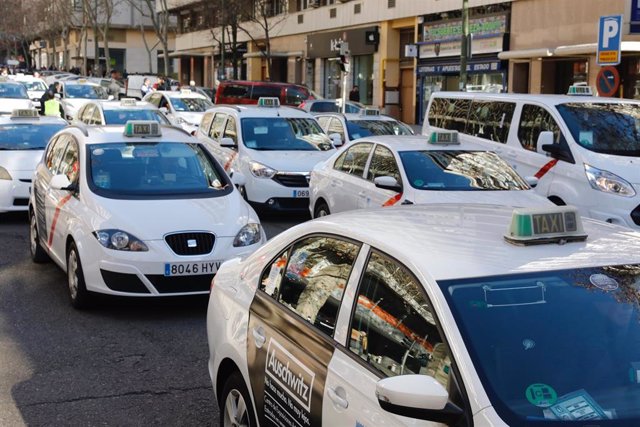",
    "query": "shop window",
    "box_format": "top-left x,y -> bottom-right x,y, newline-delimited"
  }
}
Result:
349,251 -> 451,388
428,97 -> 471,133
334,142 -> 372,178
259,236 -> 360,336
366,145 -> 400,183
466,100 -> 515,144
517,104 -> 562,152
